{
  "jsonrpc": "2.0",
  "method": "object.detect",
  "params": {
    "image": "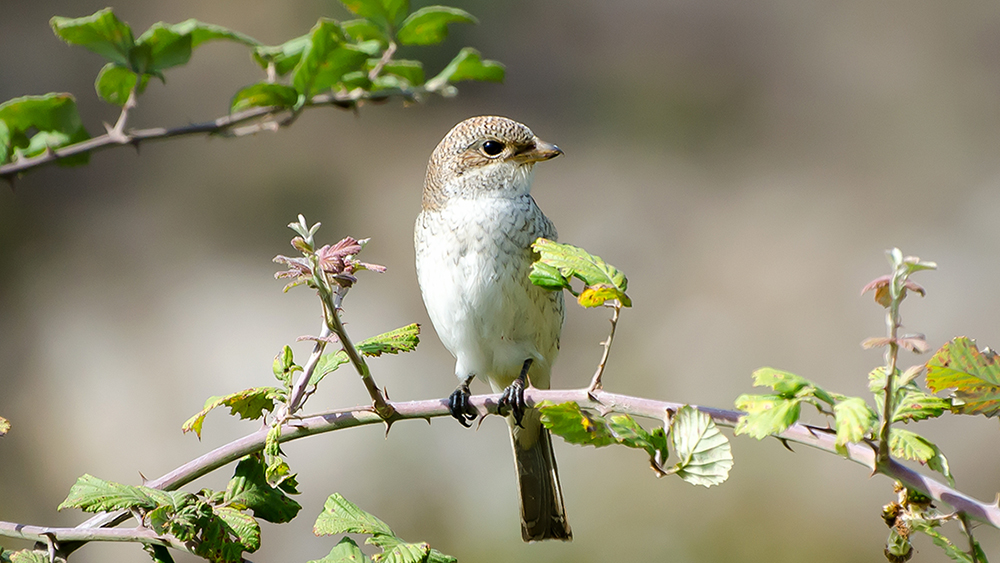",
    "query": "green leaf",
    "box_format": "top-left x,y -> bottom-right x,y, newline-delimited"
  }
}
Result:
311,351 -> 349,385
397,7 -> 477,46
315,493 -> 394,537
134,24 -> 191,73
293,20 -> 370,100
426,47 -> 505,90
0,415 -> 9,436
253,35 -> 312,76
356,323 -> 420,357
182,387 -> 282,438
342,19 -> 390,46
750,367 -> 836,404
926,336 -> 1000,417
310,537 -> 372,563
51,9 -> 135,67
340,0 -> 409,33
892,389 -> 949,423
95,63 -> 150,106
833,397 -> 877,453
909,520 -> 984,563
58,474 -> 159,512
605,414 -> 656,453
425,548 -> 458,563
213,506 -> 262,552
371,538 -> 430,563
666,406 -> 733,487
231,82 -> 300,113
890,428 -> 954,485
7,550 -> 49,563
538,401 -> 617,447
273,344 -> 301,385
528,261 -> 572,291
225,455 -> 302,524
734,394 -> 801,439
0,94 -> 90,166
529,238 -> 631,307
379,60 -> 425,86
143,544 -> 176,563
166,19 -> 260,49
